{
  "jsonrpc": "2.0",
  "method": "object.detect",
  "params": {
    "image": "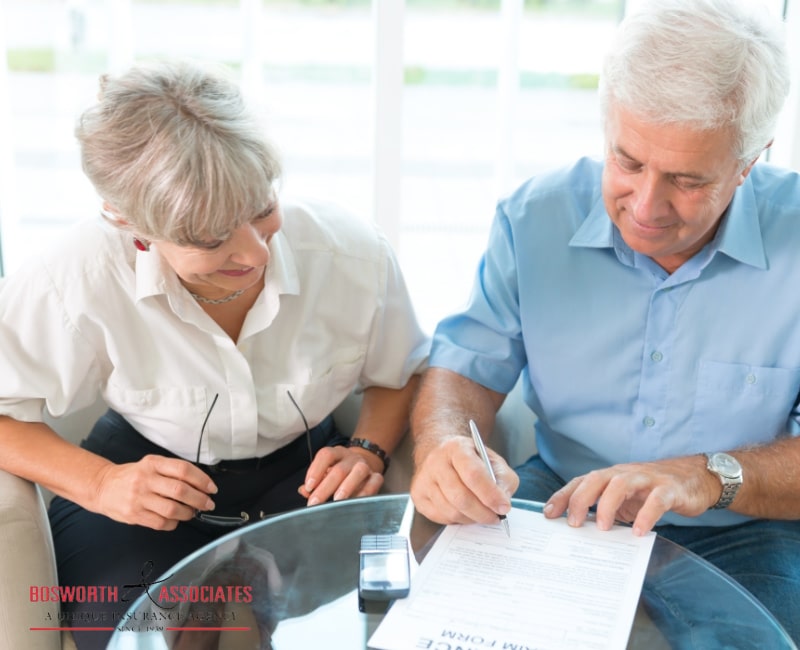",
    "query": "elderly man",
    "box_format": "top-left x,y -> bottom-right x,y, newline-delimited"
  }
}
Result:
410,0 -> 800,641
